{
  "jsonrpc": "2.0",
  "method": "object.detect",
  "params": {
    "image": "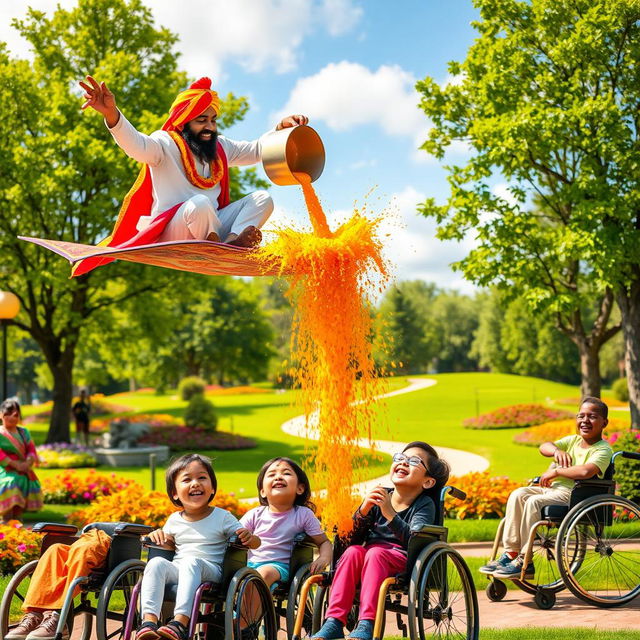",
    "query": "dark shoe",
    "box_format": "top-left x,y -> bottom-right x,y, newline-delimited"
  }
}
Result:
479,552 -> 514,575
157,620 -> 189,640
346,620 -> 373,640
5,612 -> 43,640
25,611 -> 69,640
311,618 -> 345,640
493,555 -> 535,580
135,622 -> 159,640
